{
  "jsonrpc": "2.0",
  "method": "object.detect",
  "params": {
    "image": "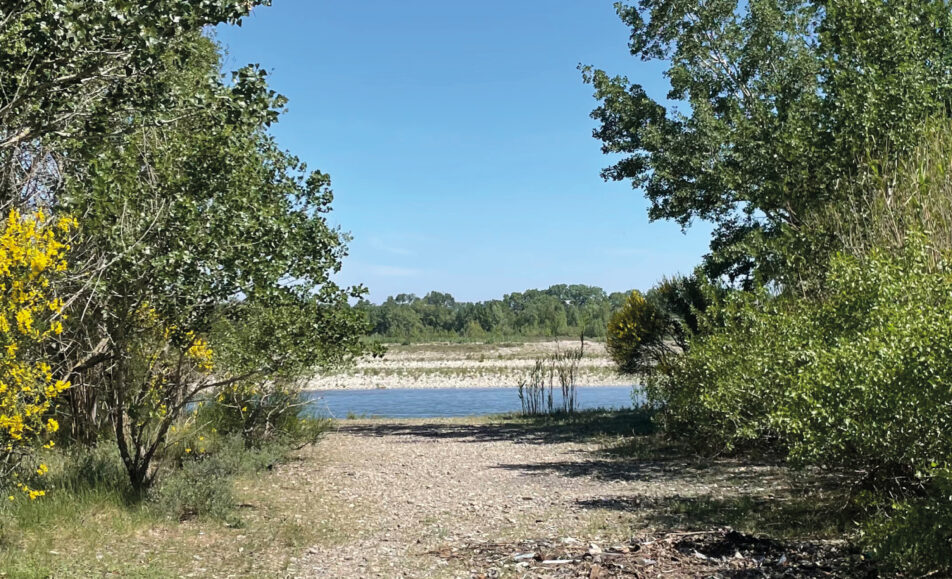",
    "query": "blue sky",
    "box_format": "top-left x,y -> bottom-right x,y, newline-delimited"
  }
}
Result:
215,1 -> 712,303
